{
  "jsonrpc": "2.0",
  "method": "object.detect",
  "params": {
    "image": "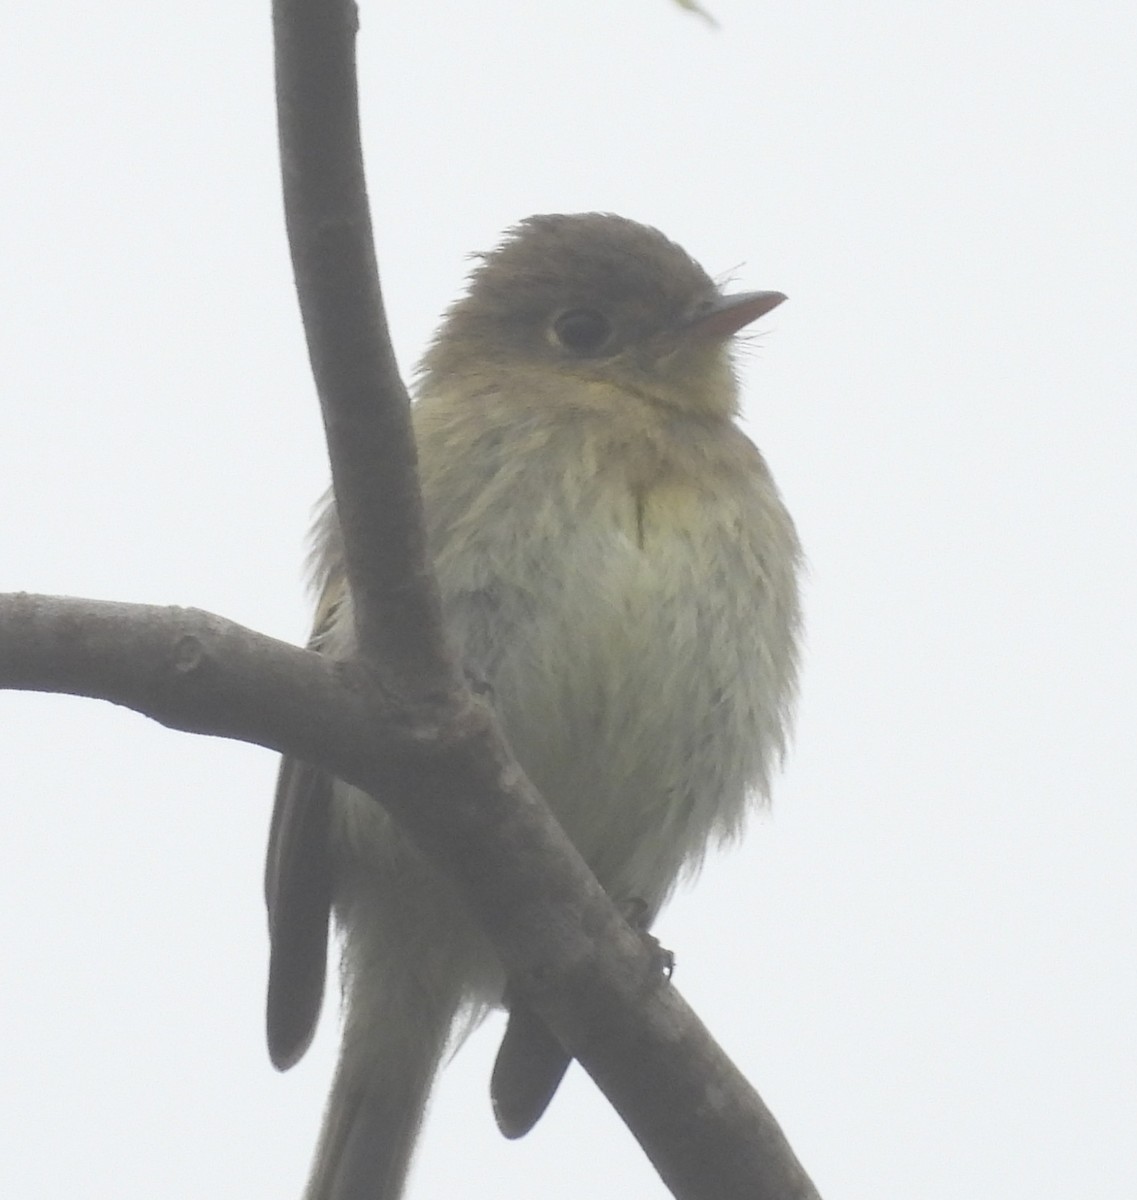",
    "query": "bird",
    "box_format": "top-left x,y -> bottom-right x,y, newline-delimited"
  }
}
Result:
264,211 -> 802,1200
